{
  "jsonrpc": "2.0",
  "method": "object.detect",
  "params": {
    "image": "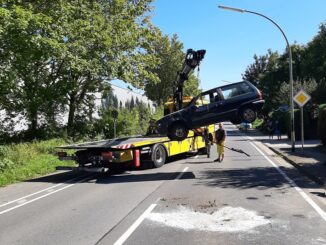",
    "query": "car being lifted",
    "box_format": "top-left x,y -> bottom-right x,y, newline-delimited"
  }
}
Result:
156,80 -> 264,141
